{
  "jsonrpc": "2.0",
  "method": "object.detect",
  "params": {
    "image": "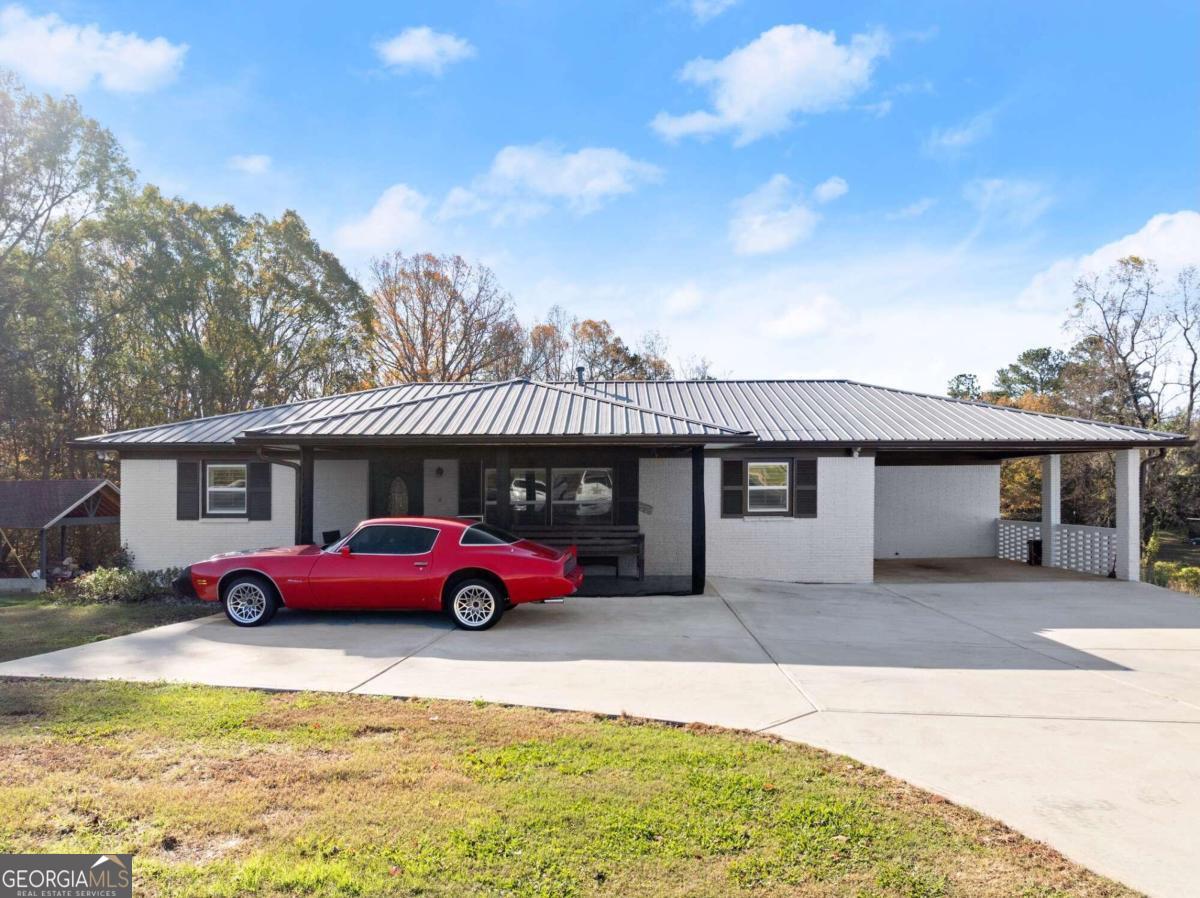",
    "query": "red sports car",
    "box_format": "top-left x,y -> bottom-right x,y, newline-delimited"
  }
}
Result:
173,517 -> 583,630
